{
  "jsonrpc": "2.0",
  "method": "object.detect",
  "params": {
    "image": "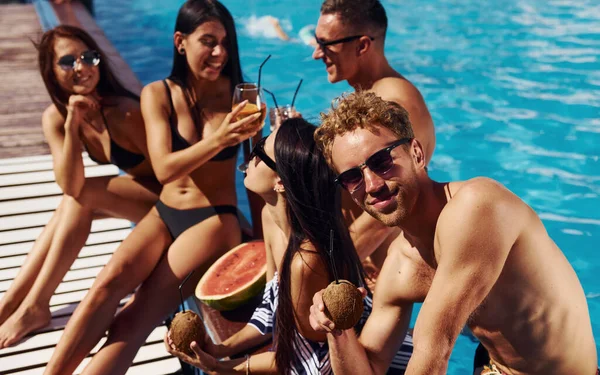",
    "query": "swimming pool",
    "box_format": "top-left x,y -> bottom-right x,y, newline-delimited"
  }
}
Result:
95,0 -> 600,371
